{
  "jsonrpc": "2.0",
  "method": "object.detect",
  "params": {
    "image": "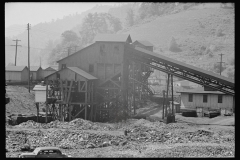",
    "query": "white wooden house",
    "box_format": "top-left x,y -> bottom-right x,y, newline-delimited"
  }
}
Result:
177,87 -> 234,113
